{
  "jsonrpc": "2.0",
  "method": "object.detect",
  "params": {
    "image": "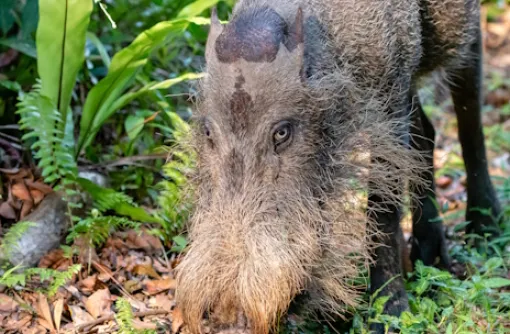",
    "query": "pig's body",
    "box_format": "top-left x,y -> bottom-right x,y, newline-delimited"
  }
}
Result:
176,1 -> 501,333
